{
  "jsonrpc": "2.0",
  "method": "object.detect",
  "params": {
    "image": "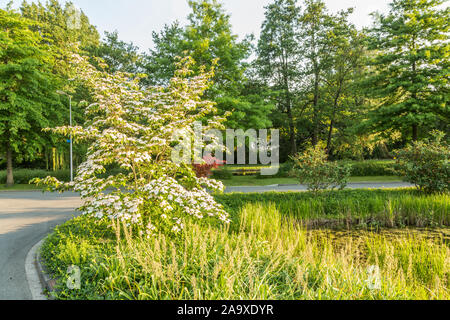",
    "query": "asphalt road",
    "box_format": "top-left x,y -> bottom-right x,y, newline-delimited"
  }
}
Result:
0,181 -> 412,300
0,191 -> 81,300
